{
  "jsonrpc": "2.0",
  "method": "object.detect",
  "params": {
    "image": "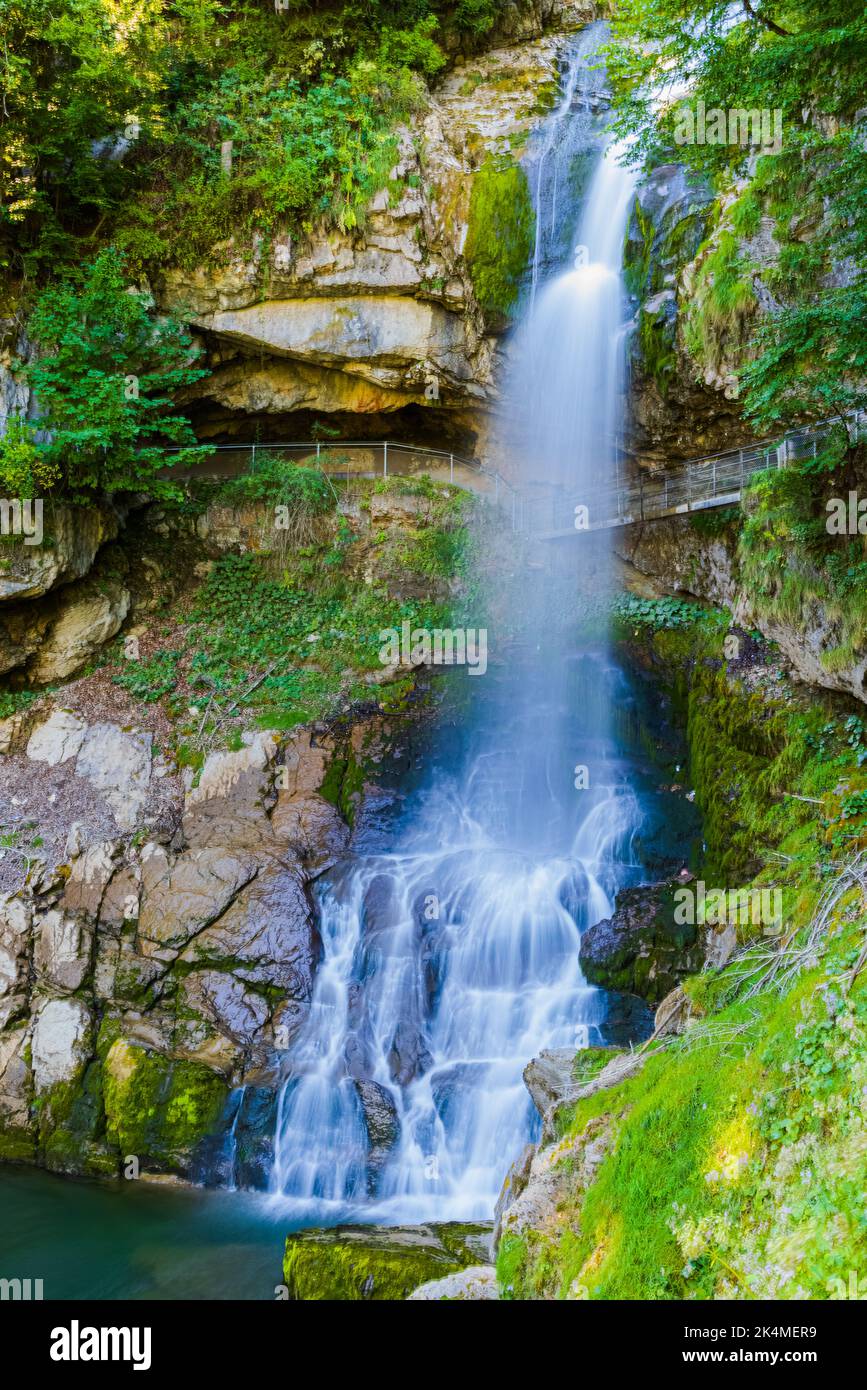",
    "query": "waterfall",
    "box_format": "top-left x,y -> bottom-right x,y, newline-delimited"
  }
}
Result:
267,28 -> 644,1223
